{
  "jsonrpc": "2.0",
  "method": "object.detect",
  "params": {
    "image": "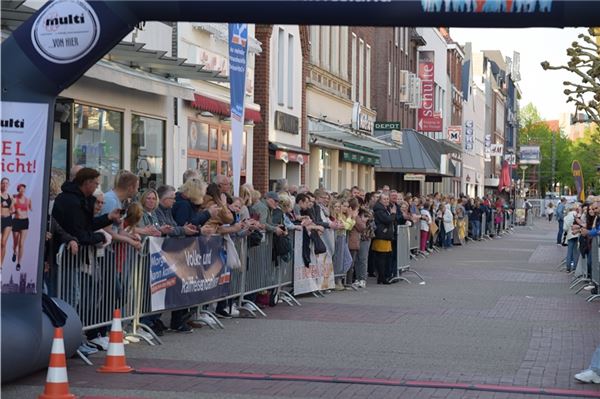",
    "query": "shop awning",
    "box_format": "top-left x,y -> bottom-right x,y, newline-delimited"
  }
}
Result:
191,94 -> 262,123
107,41 -> 228,82
81,59 -> 196,101
308,117 -> 395,151
269,142 -> 310,155
376,129 -> 456,175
